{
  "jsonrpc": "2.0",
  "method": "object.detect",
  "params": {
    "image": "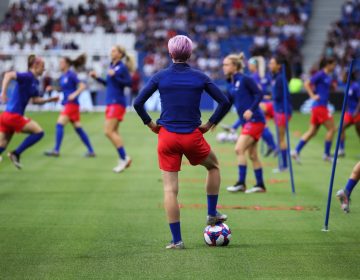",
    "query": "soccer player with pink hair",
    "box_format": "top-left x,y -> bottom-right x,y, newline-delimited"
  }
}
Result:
134,35 -> 230,249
